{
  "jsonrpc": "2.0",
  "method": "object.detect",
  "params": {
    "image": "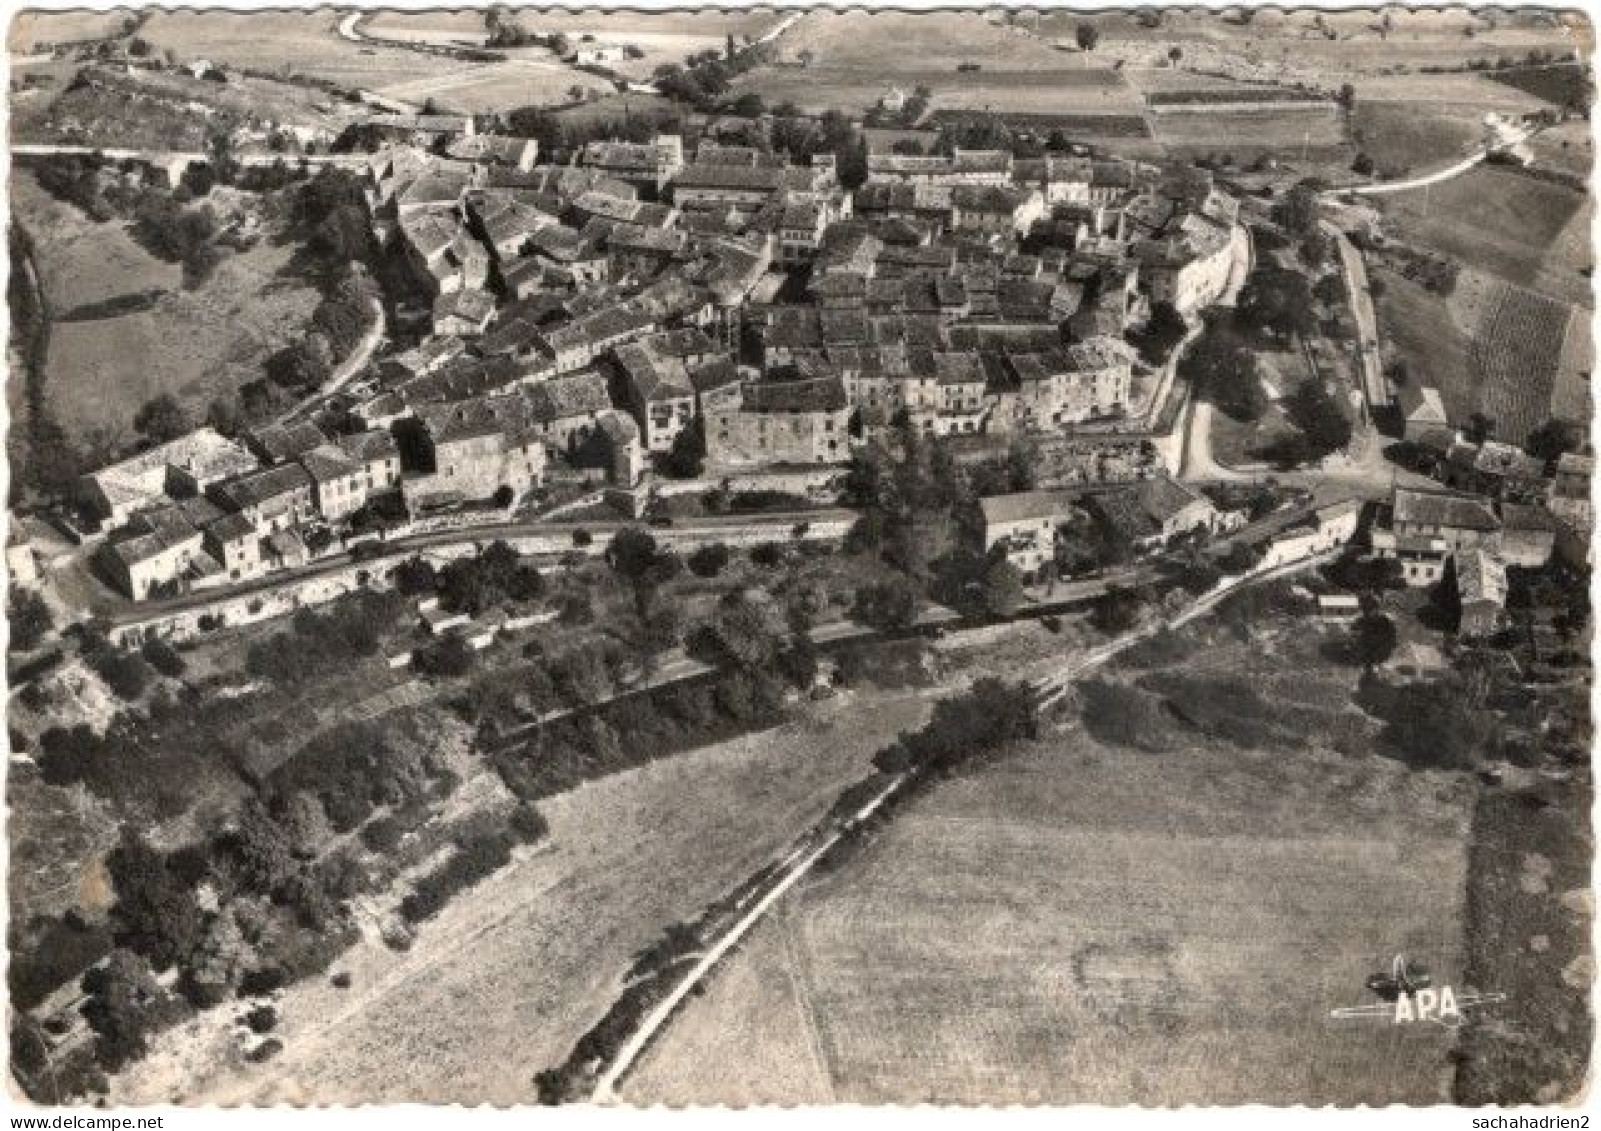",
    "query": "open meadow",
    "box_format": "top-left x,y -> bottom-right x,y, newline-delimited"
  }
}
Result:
369,58 -> 609,115
626,619 -> 1478,1106
732,9 -> 1139,119
12,169 -> 321,450
7,10 -> 130,52
1149,103 -> 1345,162
137,10 -> 468,92
1373,164 -> 1592,309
